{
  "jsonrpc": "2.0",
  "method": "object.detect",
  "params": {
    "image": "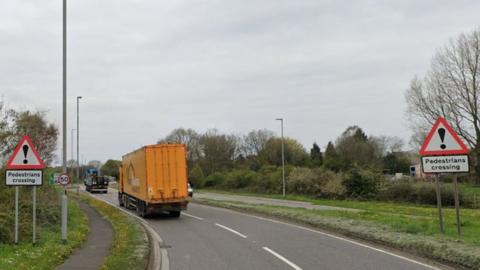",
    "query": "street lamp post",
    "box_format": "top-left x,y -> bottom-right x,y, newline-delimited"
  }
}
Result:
71,129 -> 76,171
61,0 -> 68,243
76,96 -> 82,185
276,118 -> 285,197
